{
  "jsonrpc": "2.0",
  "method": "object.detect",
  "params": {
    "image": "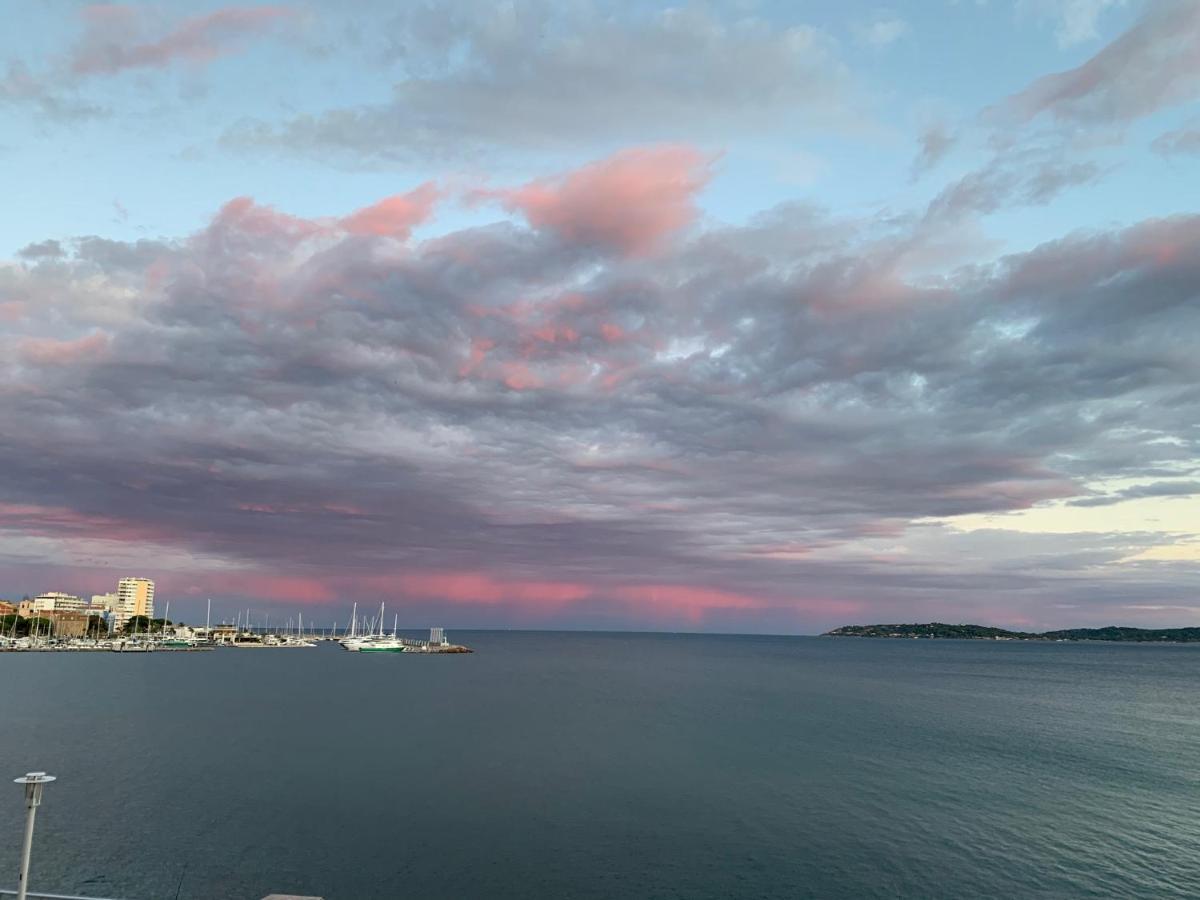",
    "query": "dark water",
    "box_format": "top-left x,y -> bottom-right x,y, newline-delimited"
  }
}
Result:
2,633 -> 1199,899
